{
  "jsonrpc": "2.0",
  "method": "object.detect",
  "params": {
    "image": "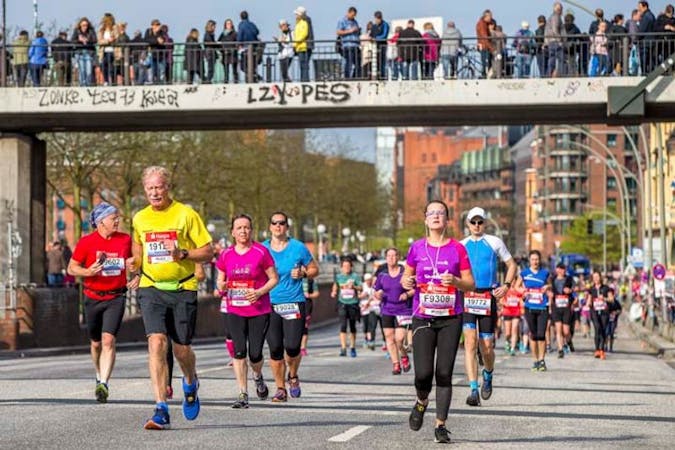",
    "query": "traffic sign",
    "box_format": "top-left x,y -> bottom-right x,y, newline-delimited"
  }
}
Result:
653,263 -> 666,280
